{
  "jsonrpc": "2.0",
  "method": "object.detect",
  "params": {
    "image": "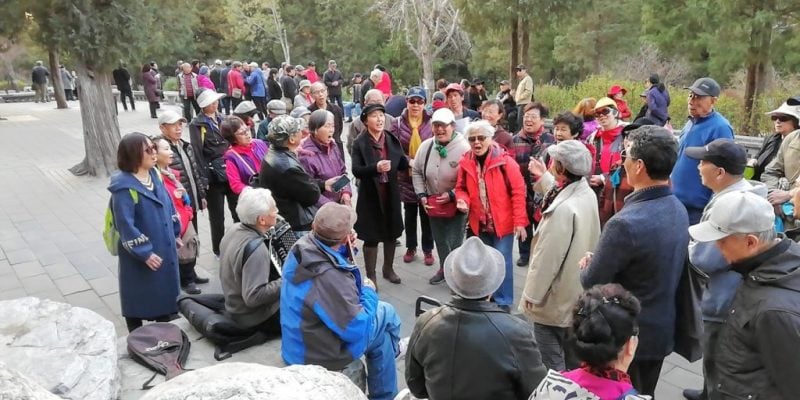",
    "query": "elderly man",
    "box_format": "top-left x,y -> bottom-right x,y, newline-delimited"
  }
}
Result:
308,81 -> 345,155
581,126 -> 689,396
159,110 -> 209,293
689,191 -> 800,400
514,64 -> 534,131
219,188 -> 282,332
281,202 -> 402,400
280,65 -> 298,109
256,99 -> 287,141
323,60 -> 344,110
681,139 -> 767,400
113,62 -> 135,111
219,60 -> 232,115
406,236 -> 547,400
444,83 -> 480,133
245,62 -> 268,121
360,69 -> 382,106
671,77 -> 735,224
176,62 -> 201,120
31,60 -> 50,103
304,61 -> 319,83
348,89 -> 396,156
